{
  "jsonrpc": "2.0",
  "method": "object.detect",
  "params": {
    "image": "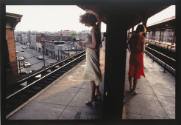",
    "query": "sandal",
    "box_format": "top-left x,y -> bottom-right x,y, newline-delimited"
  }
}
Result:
85,101 -> 93,106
